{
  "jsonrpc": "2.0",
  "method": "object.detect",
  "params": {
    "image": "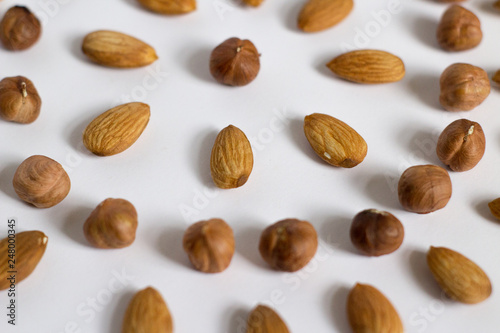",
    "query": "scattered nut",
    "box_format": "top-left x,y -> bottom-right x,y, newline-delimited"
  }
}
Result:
243,0 -> 265,7
0,76 -> 41,123
493,70 -> 500,84
259,218 -> 318,272
183,218 -> 235,273
436,119 -> 485,172
487,198 -> 500,220
437,5 -> 482,51
439,63 -> 490,111
298,0 -> 353,32
13,155 -> 71,208
247,305 -> 290,333
209,37 -> 260,86
495,0 -> 500,10
0,6 -> 41,51
350,209 -> 404,256
137,0 -> 196,14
